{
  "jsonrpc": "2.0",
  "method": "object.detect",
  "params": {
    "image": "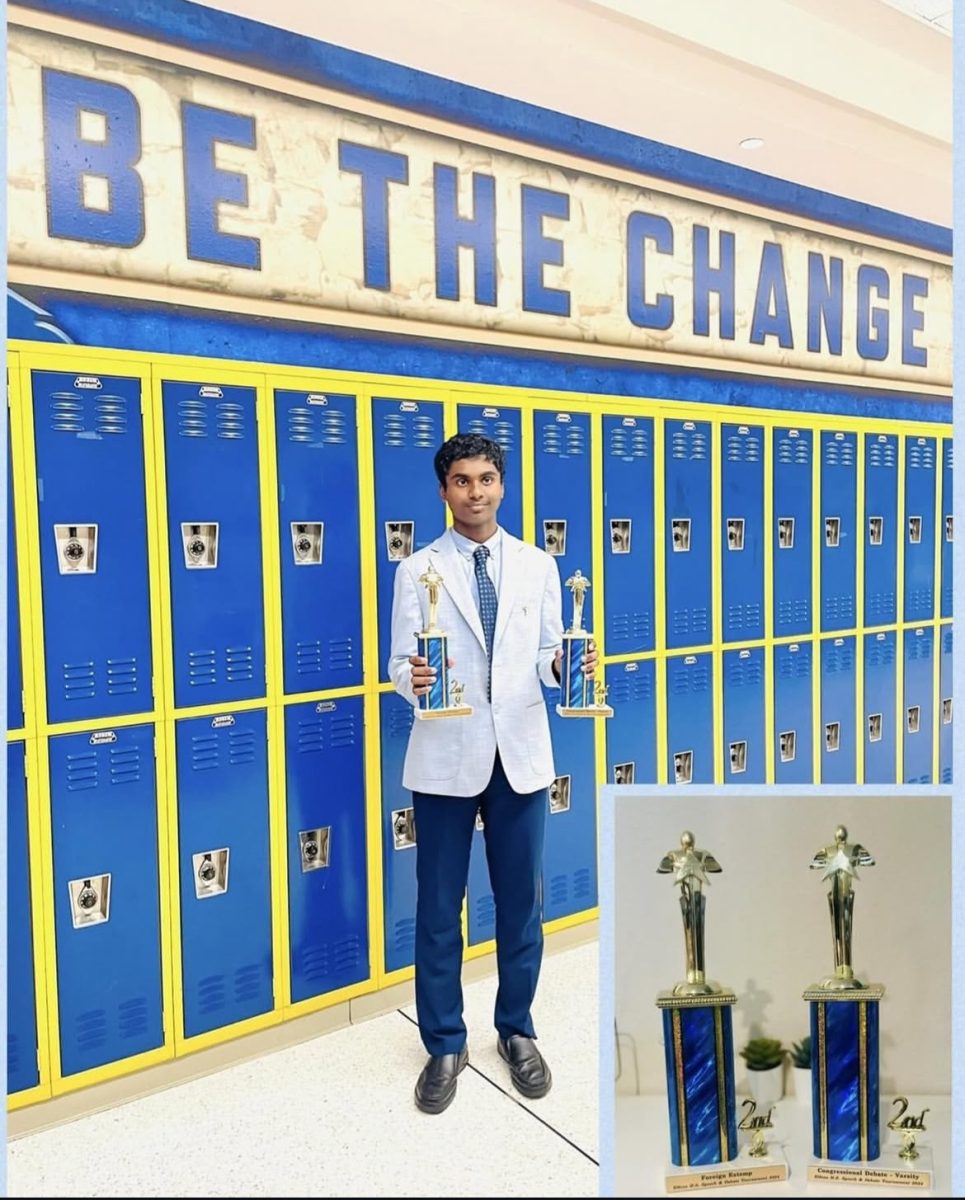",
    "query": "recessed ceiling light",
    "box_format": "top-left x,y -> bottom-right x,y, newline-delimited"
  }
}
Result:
739,137 -> 765,150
